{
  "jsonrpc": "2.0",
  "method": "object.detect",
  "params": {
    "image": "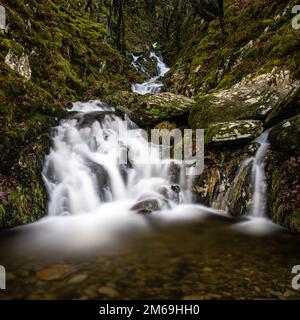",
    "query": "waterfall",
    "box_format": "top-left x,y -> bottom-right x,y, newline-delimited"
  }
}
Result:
43,101 -> 193,216
213,131 -> 271,218
42,51 -> 193,217
249,131 -> 270,217
131,46 -> 170,95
